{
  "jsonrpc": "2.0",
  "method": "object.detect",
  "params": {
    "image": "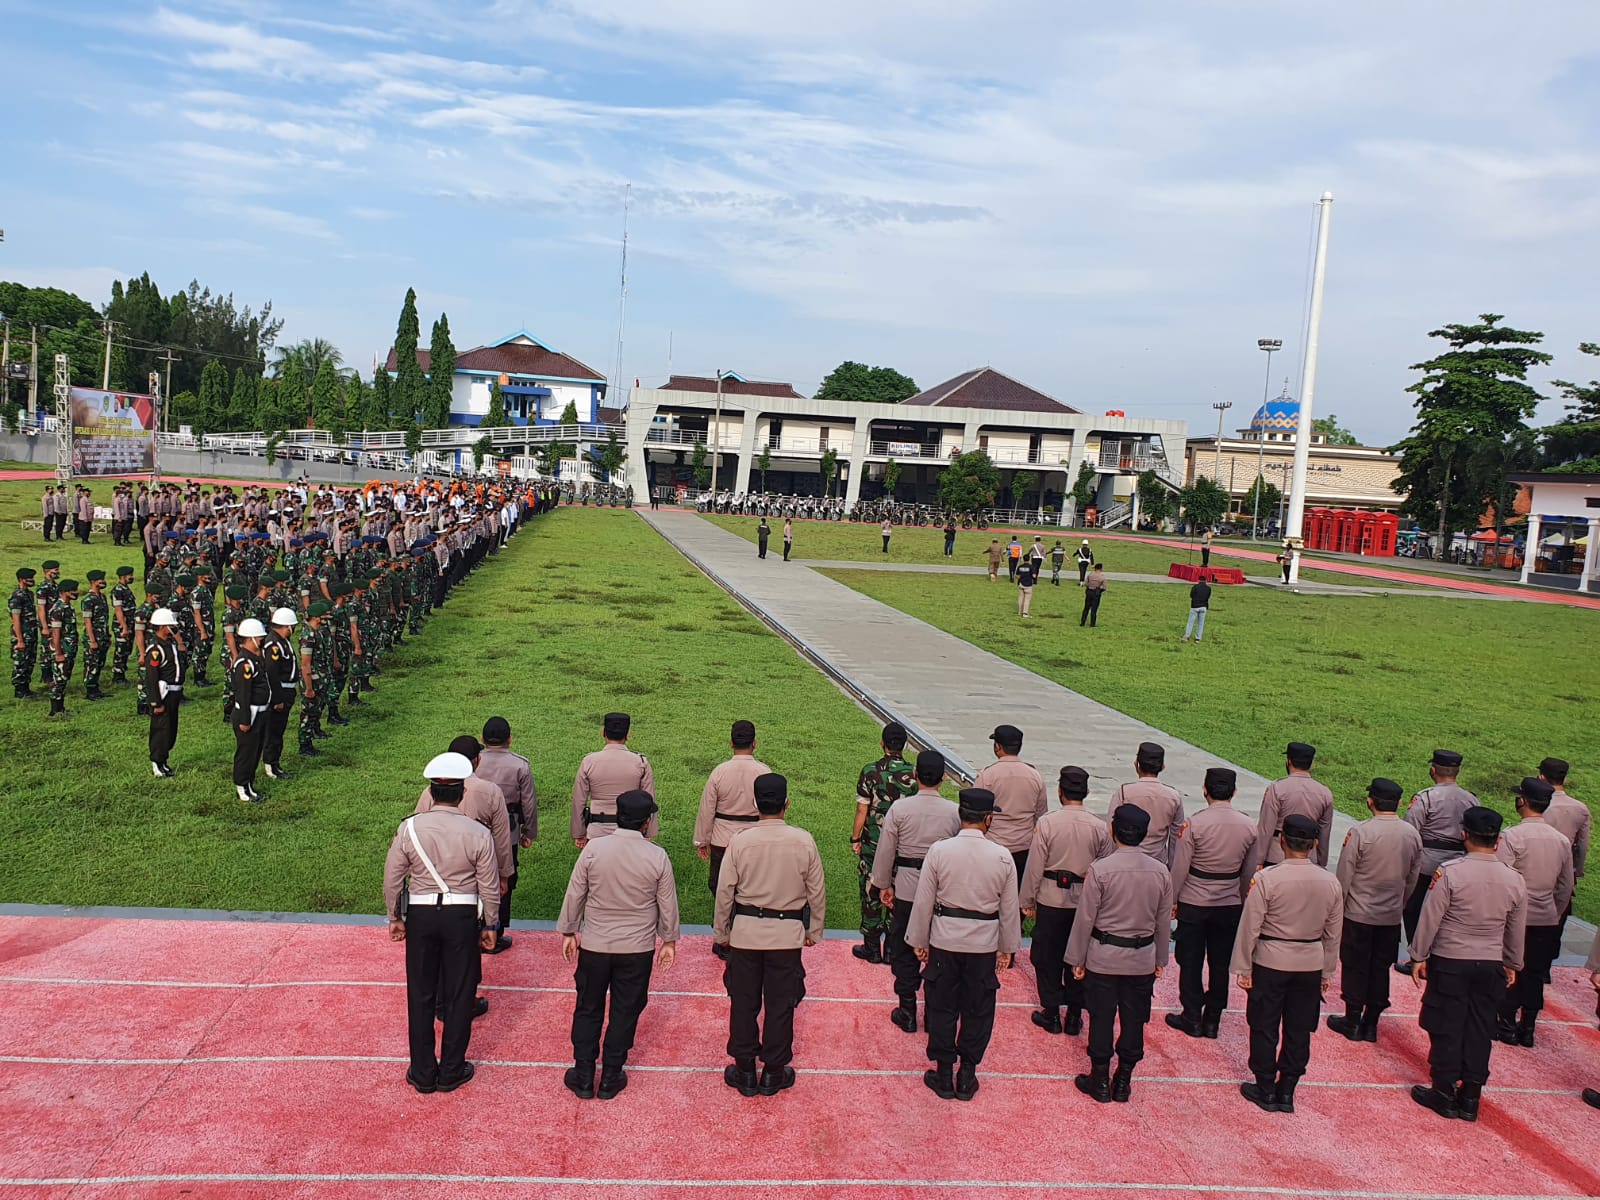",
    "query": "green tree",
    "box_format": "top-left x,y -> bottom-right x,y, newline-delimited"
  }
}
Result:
1071,460 -> 1098,519
483,381 -> 509,429
196,358 -> 230,441
425,314 -> 457,428
1311,414 -> 1360,445
691,441 -> 710,488
256,375 -> 283,433
365,367 -> 393,431
332,372 -> 363,443
275,357 -> 308,428
938,450 -> 1001,513
1136,469 -> 1174,526
392,288 -> 426,429
0,282 -> 102,387
1390,313 -> 1549,547
820,447 -> 840,497
600,430 -> 626,480
160,280 -> 281,396
1240,474 -> 1281,531
1180,476 -> 1228,529
227,368 -> 258,431
472,434 -> 493,472
404,421 -> 423,463
1544,342 -> 1600,471
756,446 -> 772,492
169,390 -> 200,430
815,361 -> 919,405
558,399 -> 580,426
310,359 -> 341,435
883,457 -> 902,498
1012,469 -> 1038,514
